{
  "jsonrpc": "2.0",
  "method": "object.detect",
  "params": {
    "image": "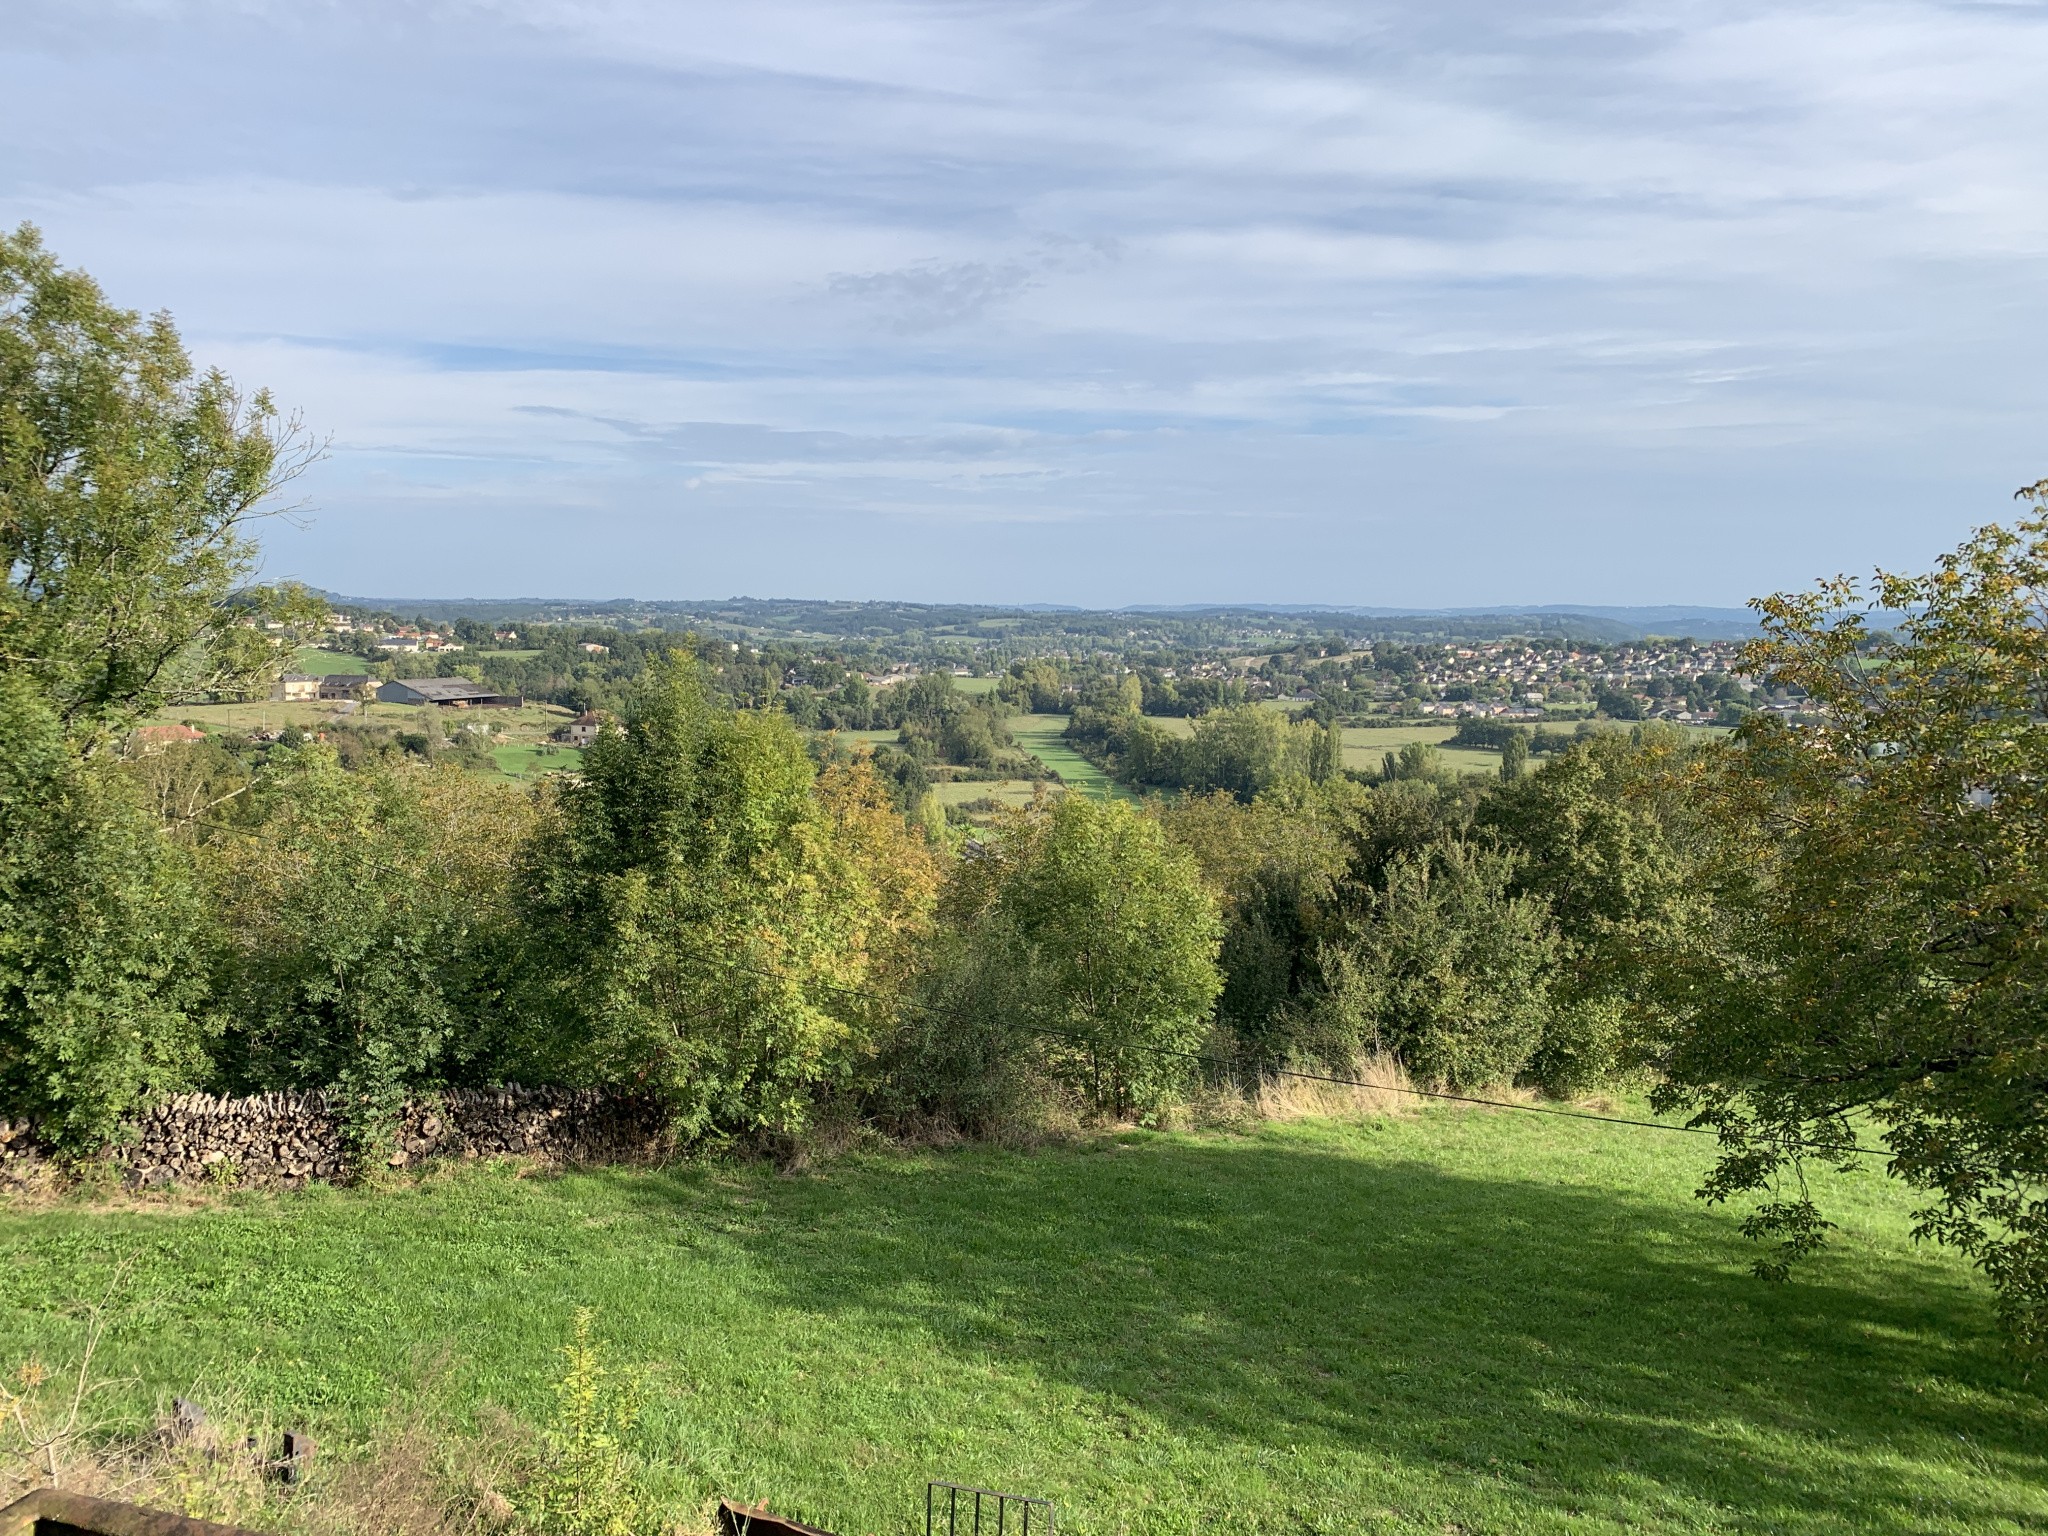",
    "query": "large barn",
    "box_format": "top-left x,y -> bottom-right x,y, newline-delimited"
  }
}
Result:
376,678 -> 523,708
